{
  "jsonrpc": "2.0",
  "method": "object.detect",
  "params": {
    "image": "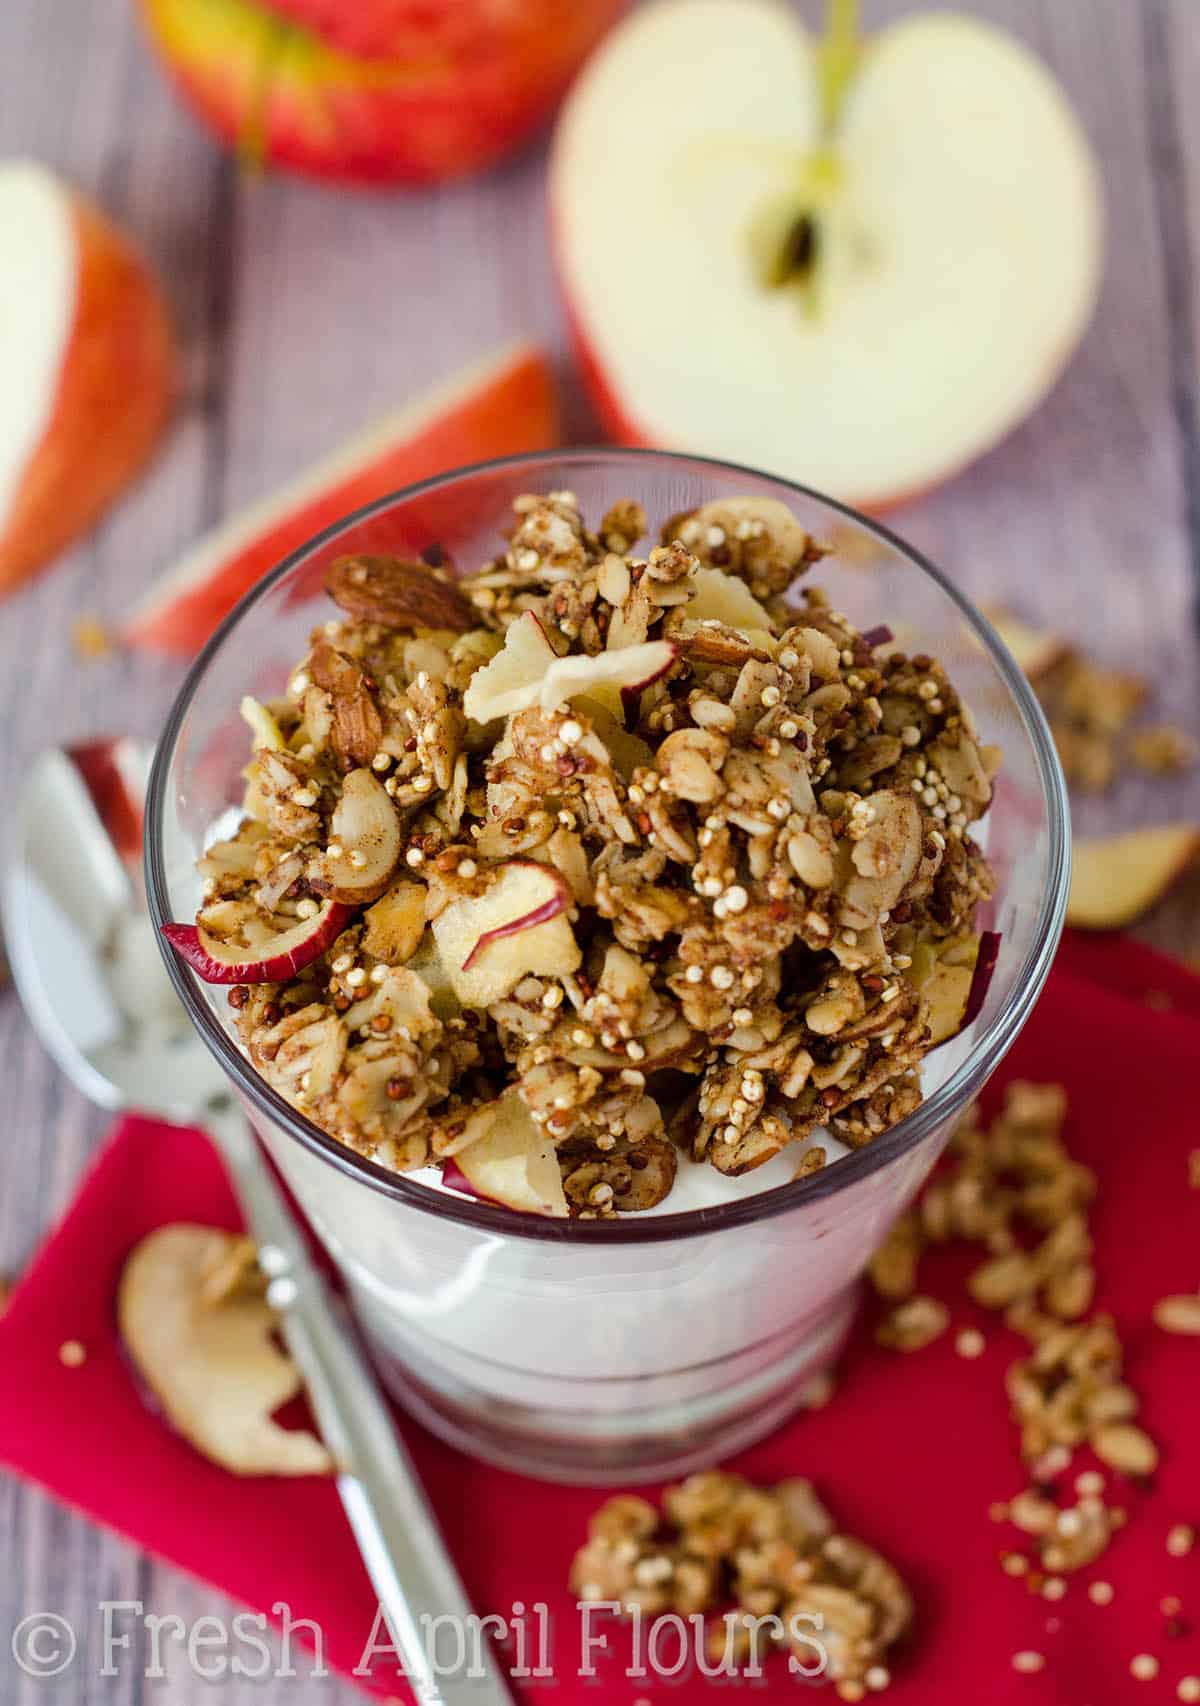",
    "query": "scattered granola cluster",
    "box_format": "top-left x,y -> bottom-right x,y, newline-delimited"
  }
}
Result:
992,612 -> 1198,792
570,1472 -> 912,1696
183,490 -> 998,1214
871,1082 -> 1158,1578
